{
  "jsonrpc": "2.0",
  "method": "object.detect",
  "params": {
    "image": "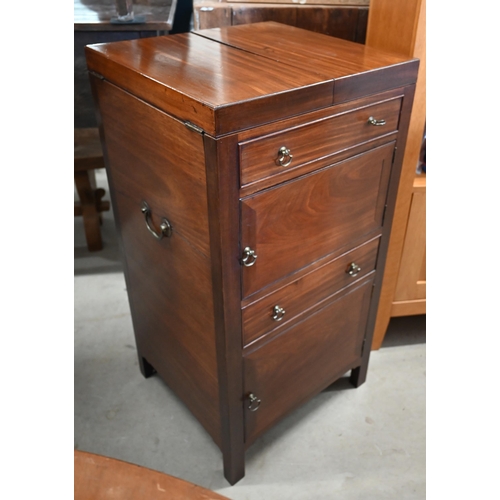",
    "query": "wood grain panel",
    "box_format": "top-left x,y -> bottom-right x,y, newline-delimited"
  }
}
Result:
239,97 -> 402,187
92,77 -> 221,446
85,32 -> 333,135
242,237 -> 380,346
240,142 -> 395,298
244,276 -> 374,444
196,21 -> 418,90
